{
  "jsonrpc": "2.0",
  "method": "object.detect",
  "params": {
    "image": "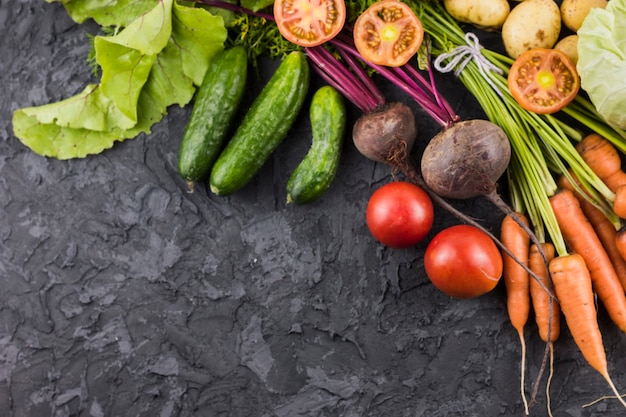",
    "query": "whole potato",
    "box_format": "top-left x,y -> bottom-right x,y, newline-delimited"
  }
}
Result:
554,34 -> 579,65
560,0 -> 608,32
502,0 -> 561,59
443,0 -> 510,31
